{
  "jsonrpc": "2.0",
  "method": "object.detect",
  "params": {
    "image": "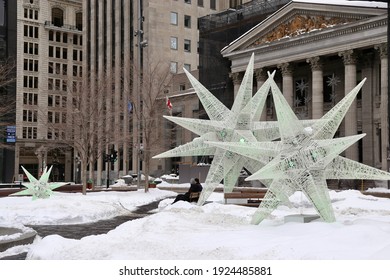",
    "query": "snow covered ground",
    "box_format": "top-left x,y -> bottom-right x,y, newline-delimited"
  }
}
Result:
1,184 -> 389,278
